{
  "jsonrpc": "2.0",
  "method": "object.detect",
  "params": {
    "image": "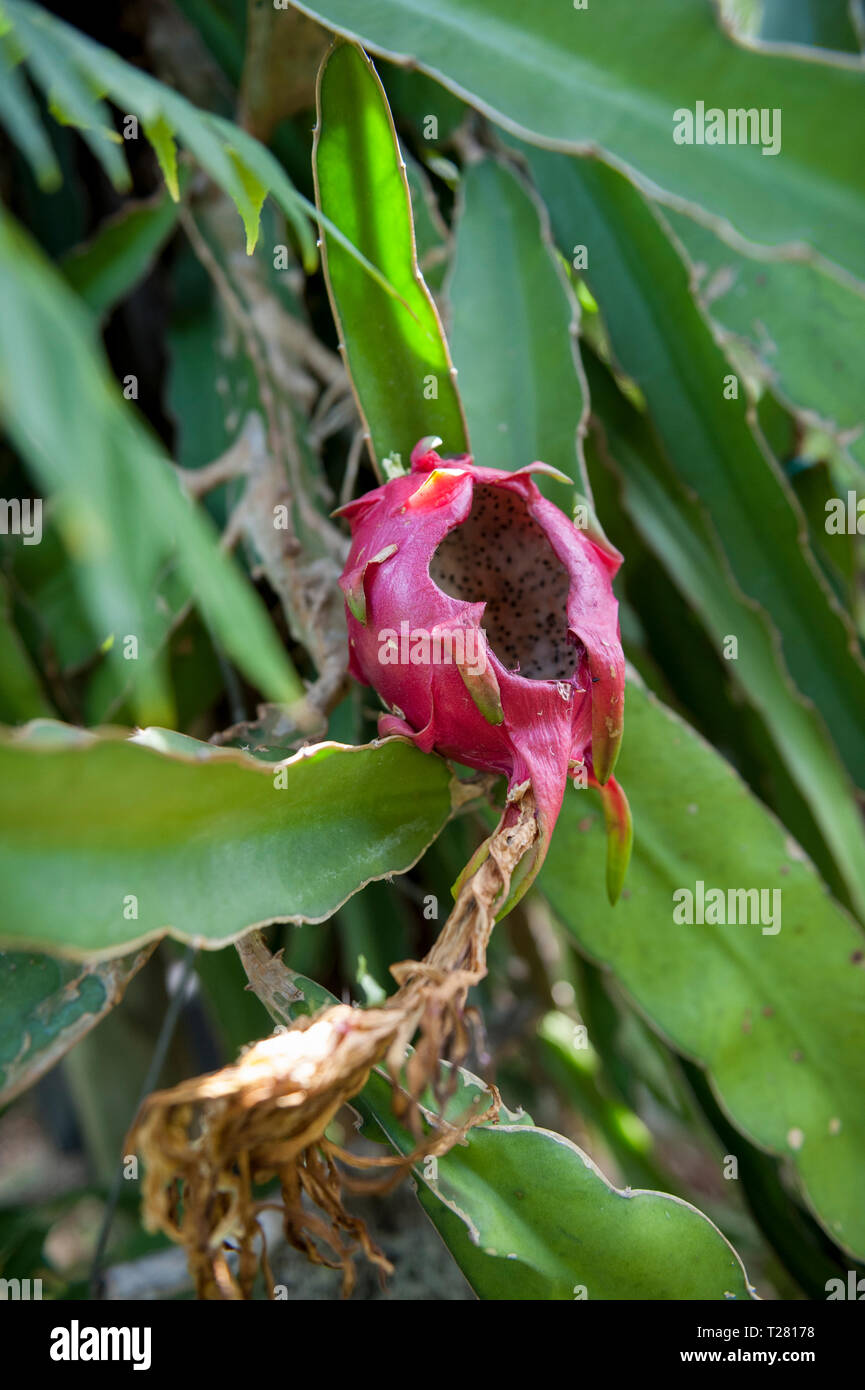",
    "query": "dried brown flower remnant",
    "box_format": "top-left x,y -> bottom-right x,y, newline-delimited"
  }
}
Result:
130,788 -> 538,1298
